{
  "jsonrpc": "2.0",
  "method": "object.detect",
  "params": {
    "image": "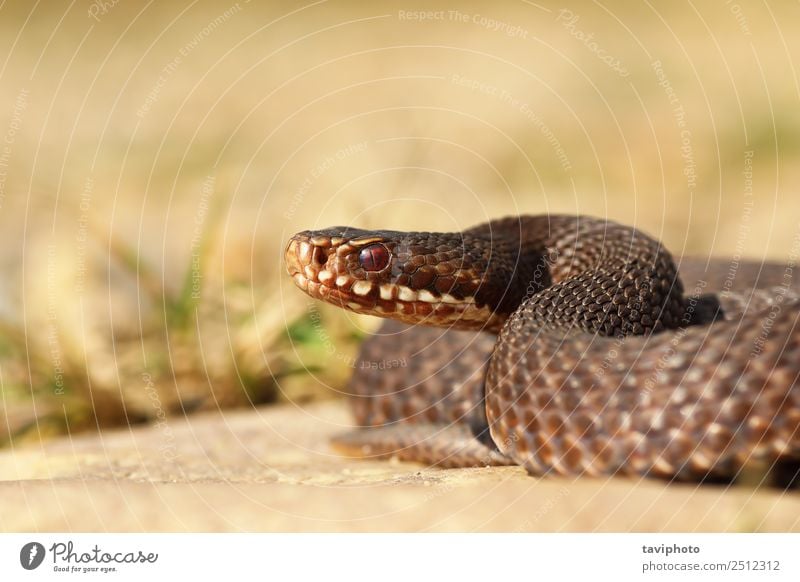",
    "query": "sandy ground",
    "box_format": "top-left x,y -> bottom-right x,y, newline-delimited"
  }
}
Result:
1,401 -> 798,532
